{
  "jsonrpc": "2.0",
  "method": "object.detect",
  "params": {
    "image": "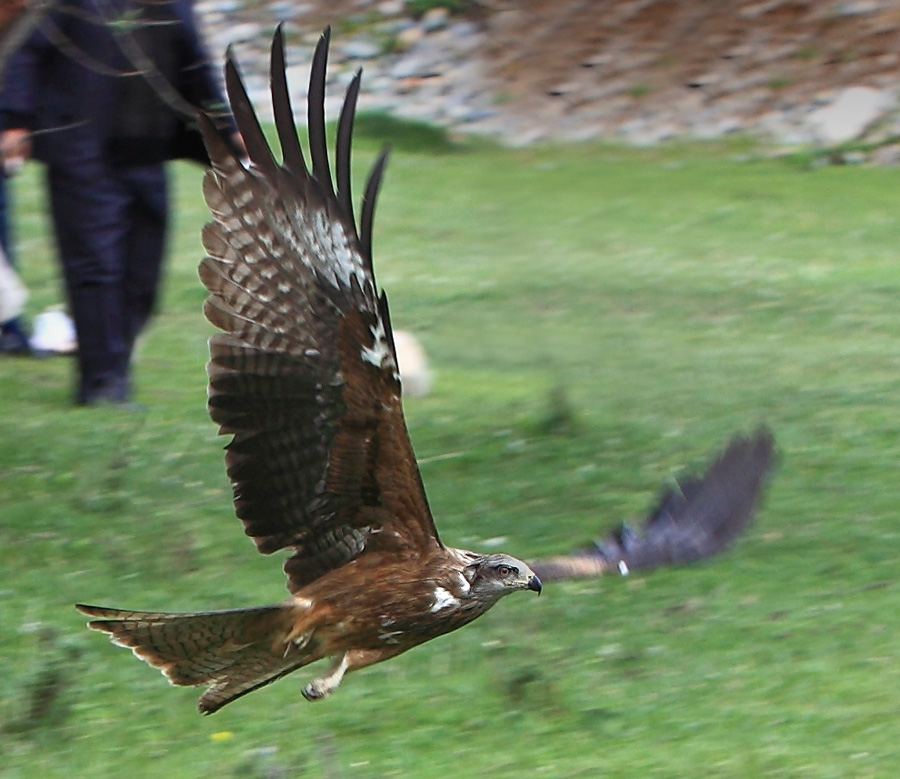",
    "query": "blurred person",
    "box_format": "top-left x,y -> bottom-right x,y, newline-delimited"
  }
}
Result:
0,0 -> 236,405
1,0 -> 48,357
0,169 -> 31,355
